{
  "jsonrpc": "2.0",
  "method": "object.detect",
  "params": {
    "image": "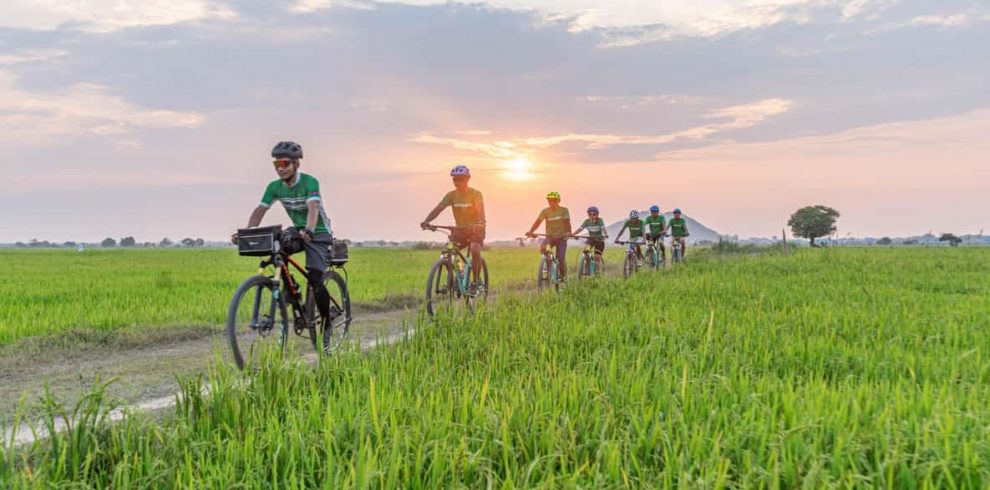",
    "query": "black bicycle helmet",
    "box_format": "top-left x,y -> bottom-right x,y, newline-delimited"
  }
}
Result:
272,141 -> 303,159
